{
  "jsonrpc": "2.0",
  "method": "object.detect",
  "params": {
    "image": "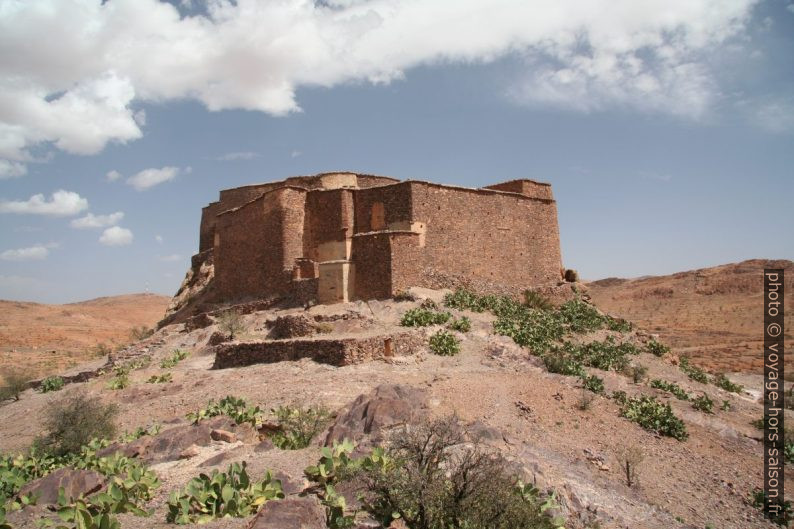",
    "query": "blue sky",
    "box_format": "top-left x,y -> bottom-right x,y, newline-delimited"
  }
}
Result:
0,0 -> 793,303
